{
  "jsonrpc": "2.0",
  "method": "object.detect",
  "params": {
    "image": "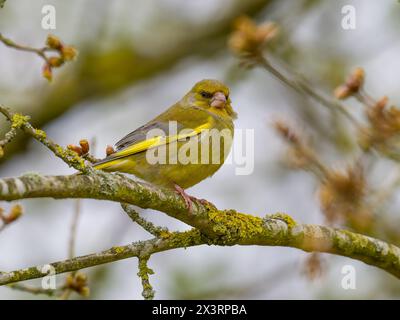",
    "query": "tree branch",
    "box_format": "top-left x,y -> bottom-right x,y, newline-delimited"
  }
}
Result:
1,102 -> 400,293
1,172 -> 400,282
0,104 -> 89,173
256,55 -> 361,128
137,256 -> 155,300
7,283 -> 58,297
0,228 -> 204,285
121,203 -> 170,238
0,33 -> 51,63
